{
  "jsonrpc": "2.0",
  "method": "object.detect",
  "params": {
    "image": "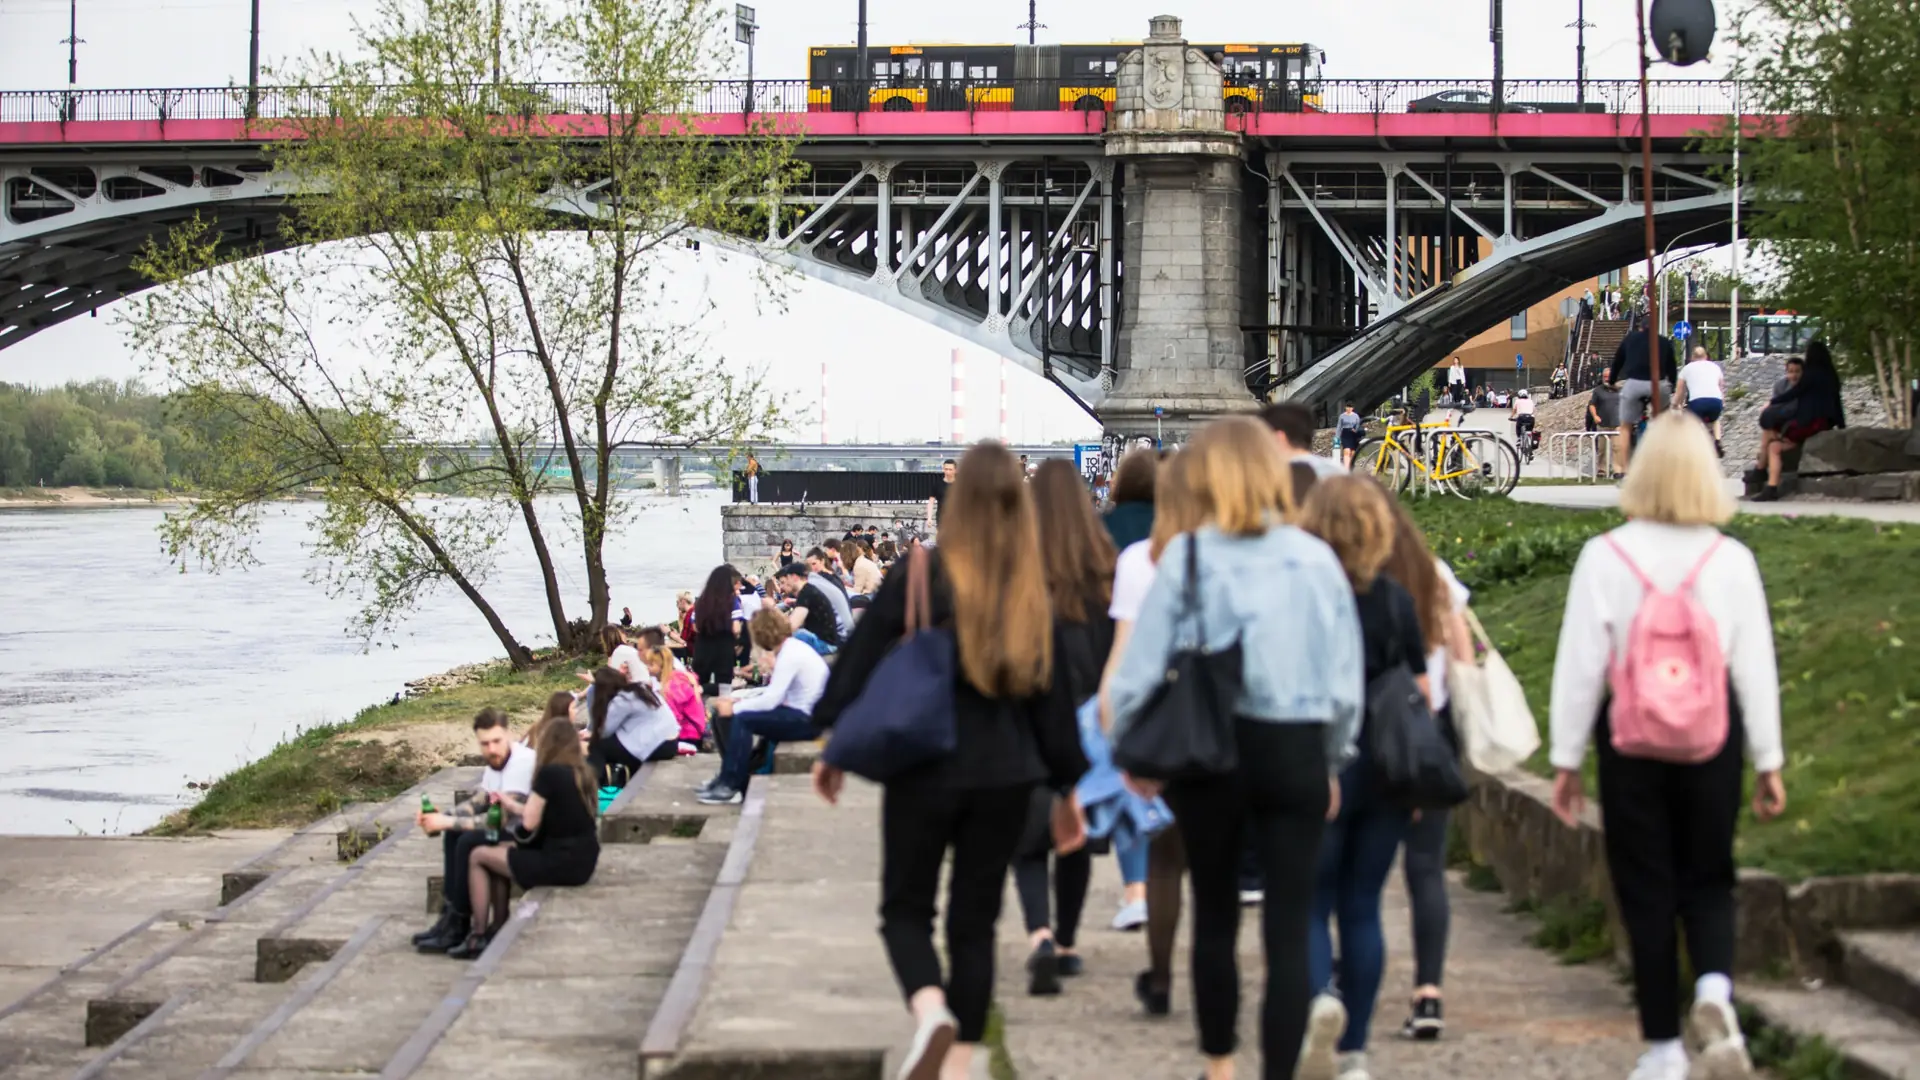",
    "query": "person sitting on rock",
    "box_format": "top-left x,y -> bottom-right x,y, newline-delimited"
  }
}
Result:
413,708 -> 536,954
1750,343 -> 1847,502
